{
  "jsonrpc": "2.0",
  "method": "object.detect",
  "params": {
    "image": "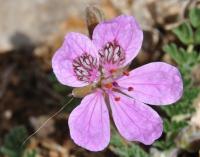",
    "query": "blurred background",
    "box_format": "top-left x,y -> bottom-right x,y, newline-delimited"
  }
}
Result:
0,0 -> 200,157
